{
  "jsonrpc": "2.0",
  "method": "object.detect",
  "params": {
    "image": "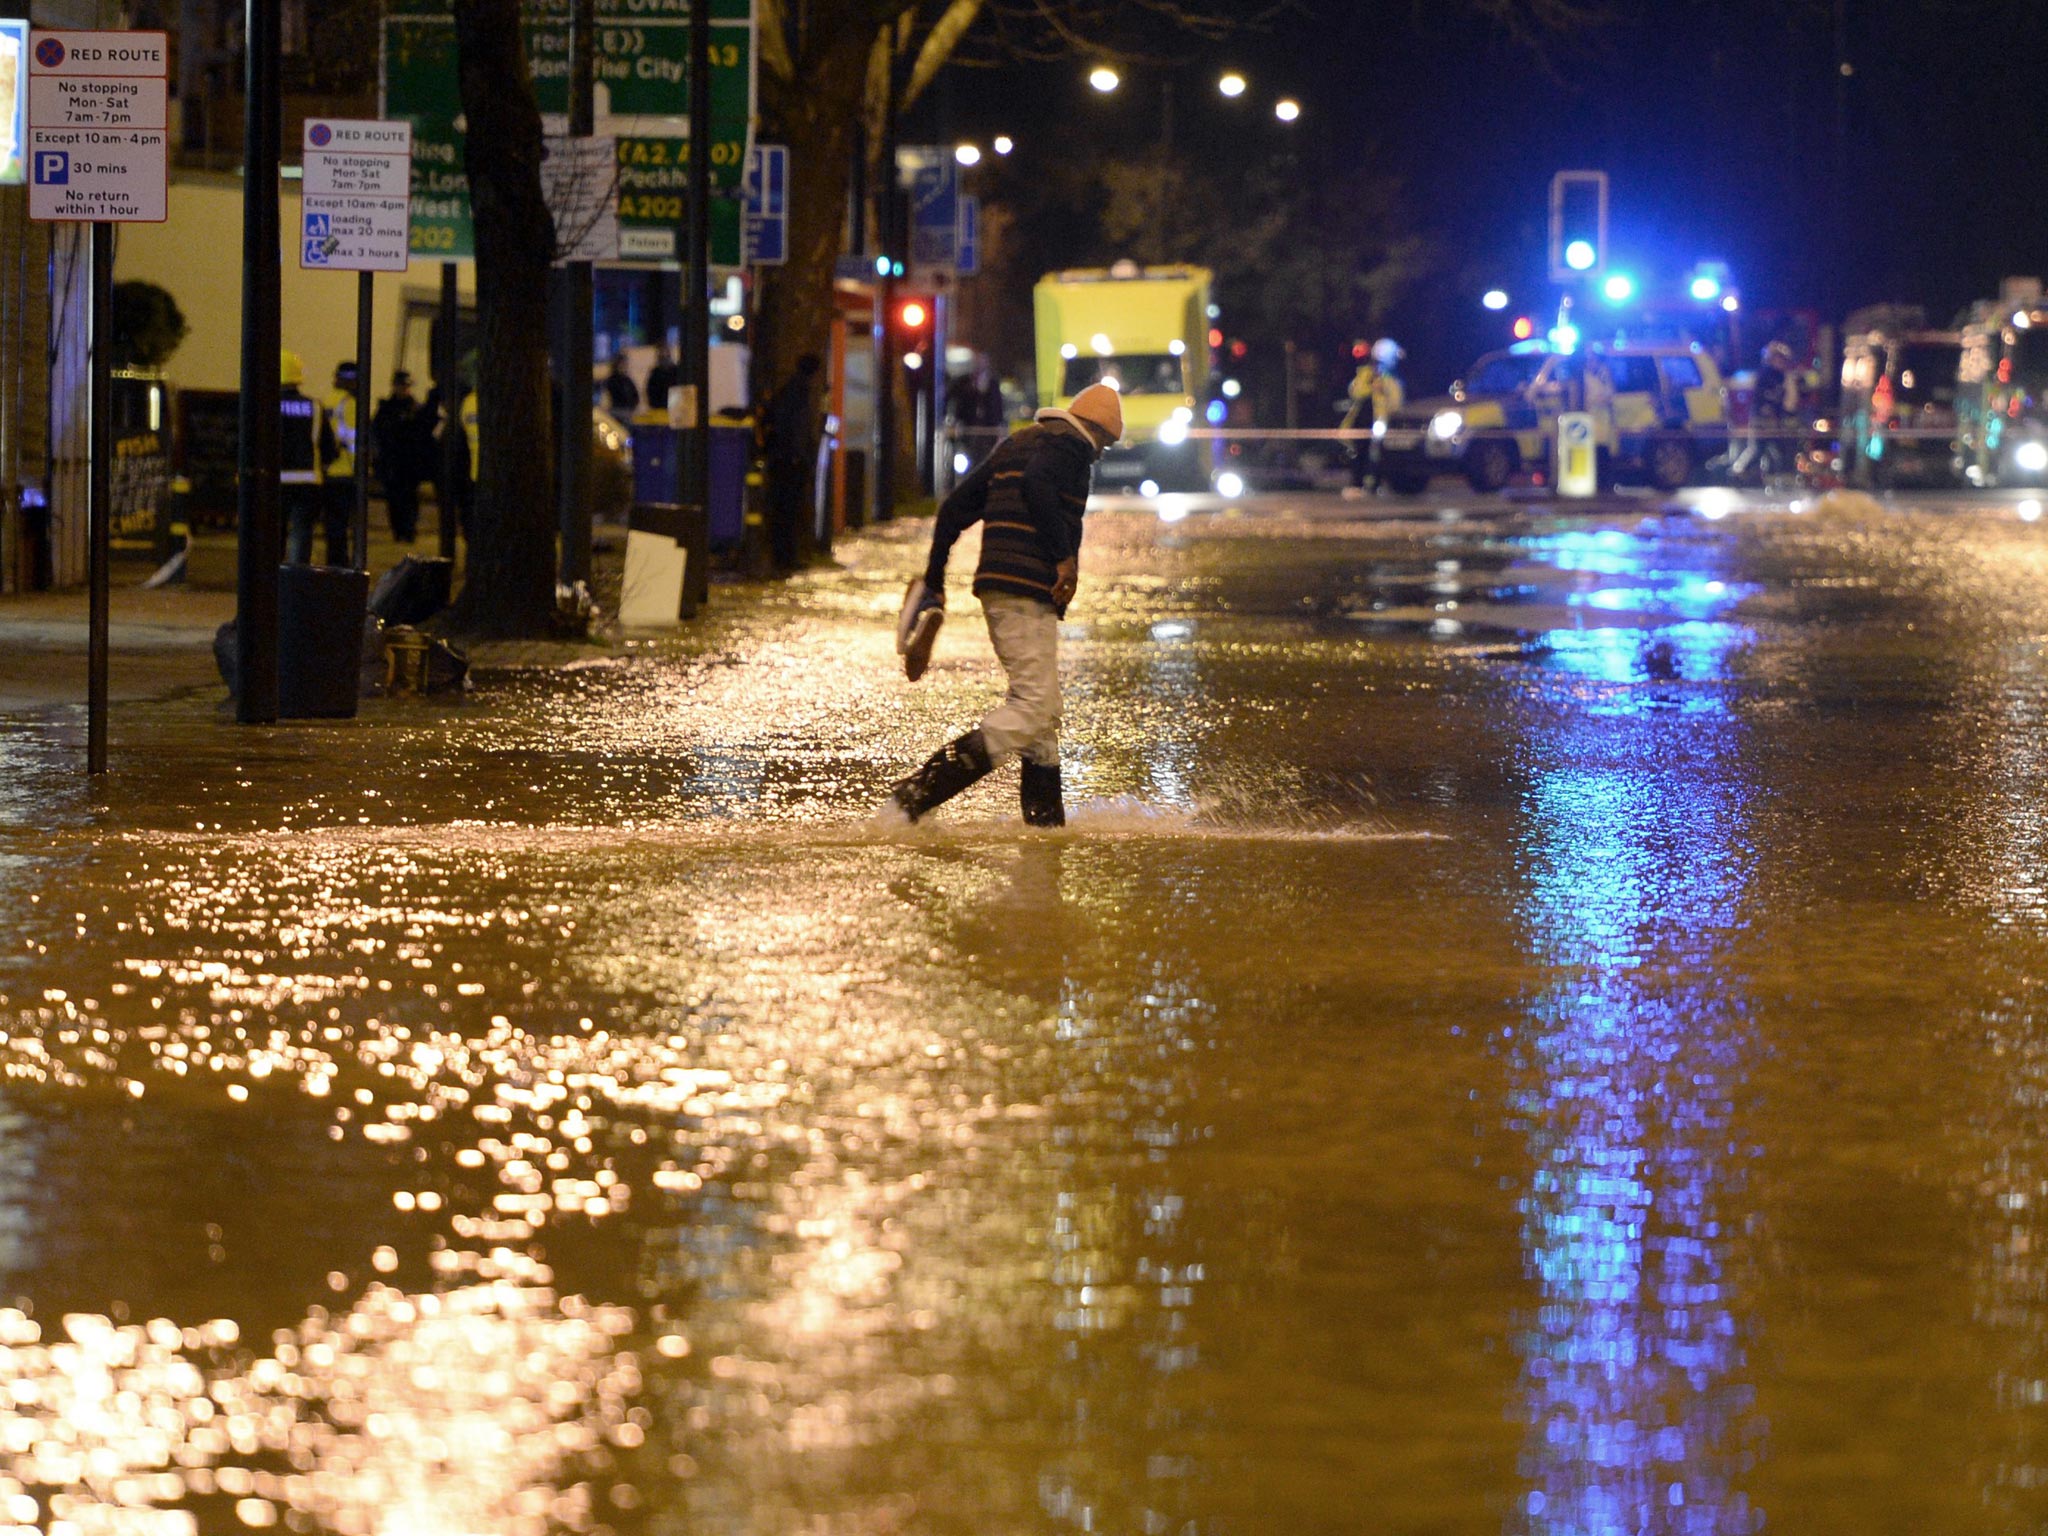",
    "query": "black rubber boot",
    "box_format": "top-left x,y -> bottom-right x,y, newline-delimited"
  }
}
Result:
889,730 -> 995,822
1020,760 -> 1065,827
